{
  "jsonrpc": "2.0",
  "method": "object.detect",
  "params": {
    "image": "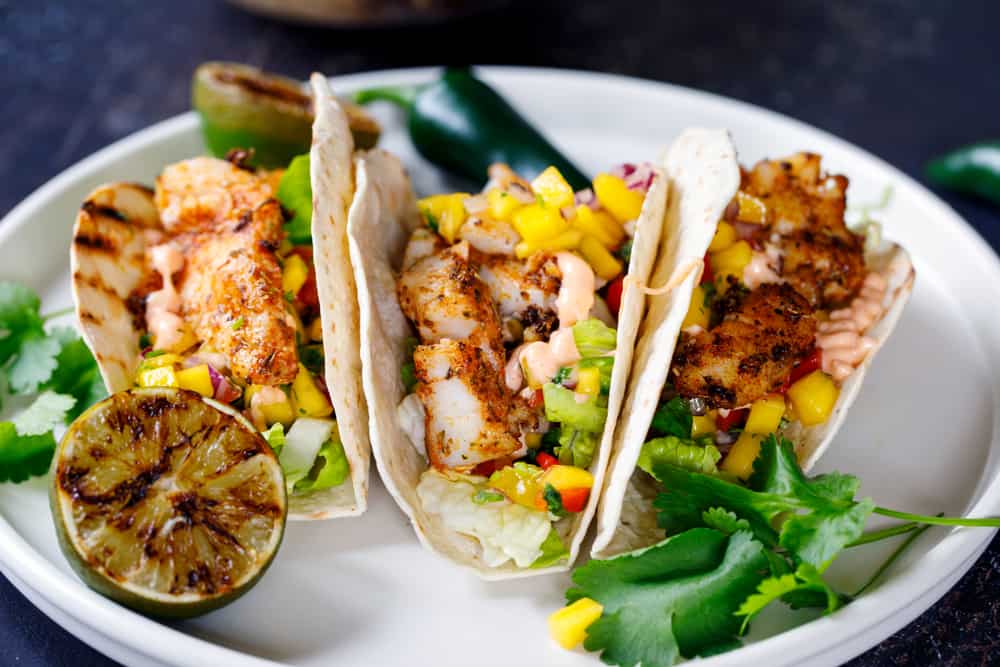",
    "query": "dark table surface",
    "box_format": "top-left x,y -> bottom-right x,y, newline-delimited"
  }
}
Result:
2,0 -> 998,665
